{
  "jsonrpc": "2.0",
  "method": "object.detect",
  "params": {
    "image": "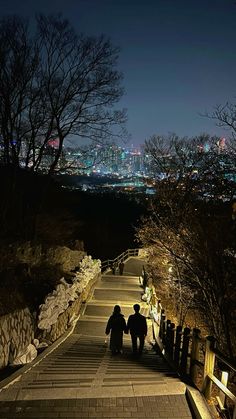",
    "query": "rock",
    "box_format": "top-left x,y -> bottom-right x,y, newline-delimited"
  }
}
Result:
11,343 -> 37,365
37,342 -> 48,349
37,256 -> 101,330
33,338 -> 40,348
44,246 -> 85,272
0,241 -> 86,272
